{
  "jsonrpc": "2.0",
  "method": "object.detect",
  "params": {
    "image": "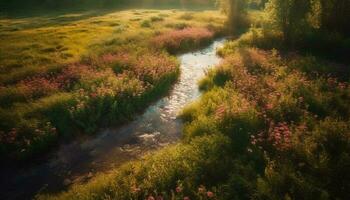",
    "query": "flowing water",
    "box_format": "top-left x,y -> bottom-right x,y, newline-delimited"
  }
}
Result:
0,38 -> 226,200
